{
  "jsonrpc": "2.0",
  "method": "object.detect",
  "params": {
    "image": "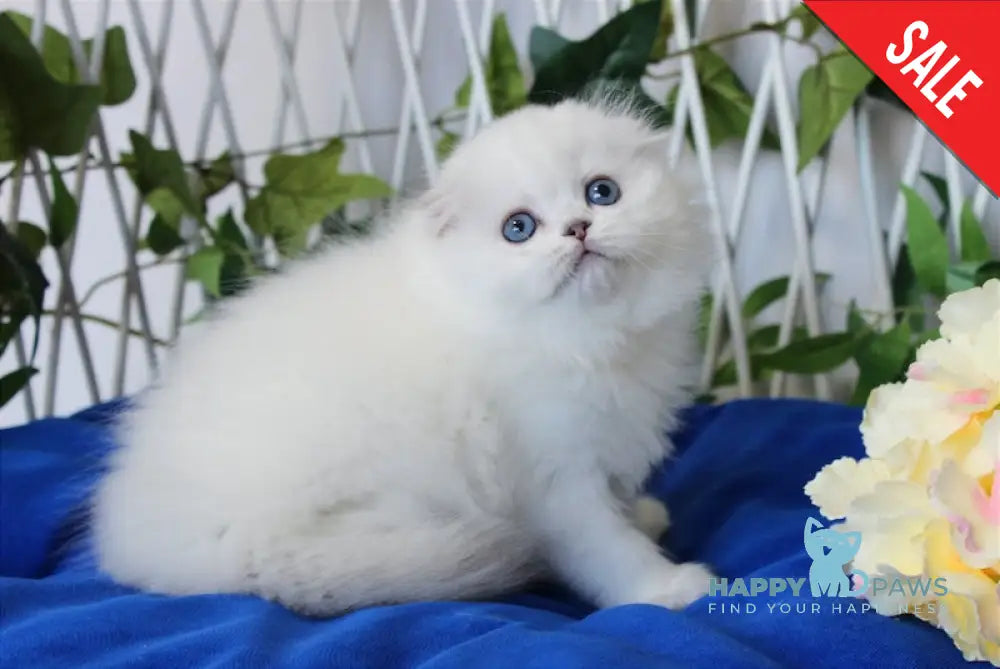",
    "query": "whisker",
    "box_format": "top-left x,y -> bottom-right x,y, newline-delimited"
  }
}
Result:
598,231 -> 673,238
600,243 -> 661,264
622,251 -> 656,273
627,247 -> 663,261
